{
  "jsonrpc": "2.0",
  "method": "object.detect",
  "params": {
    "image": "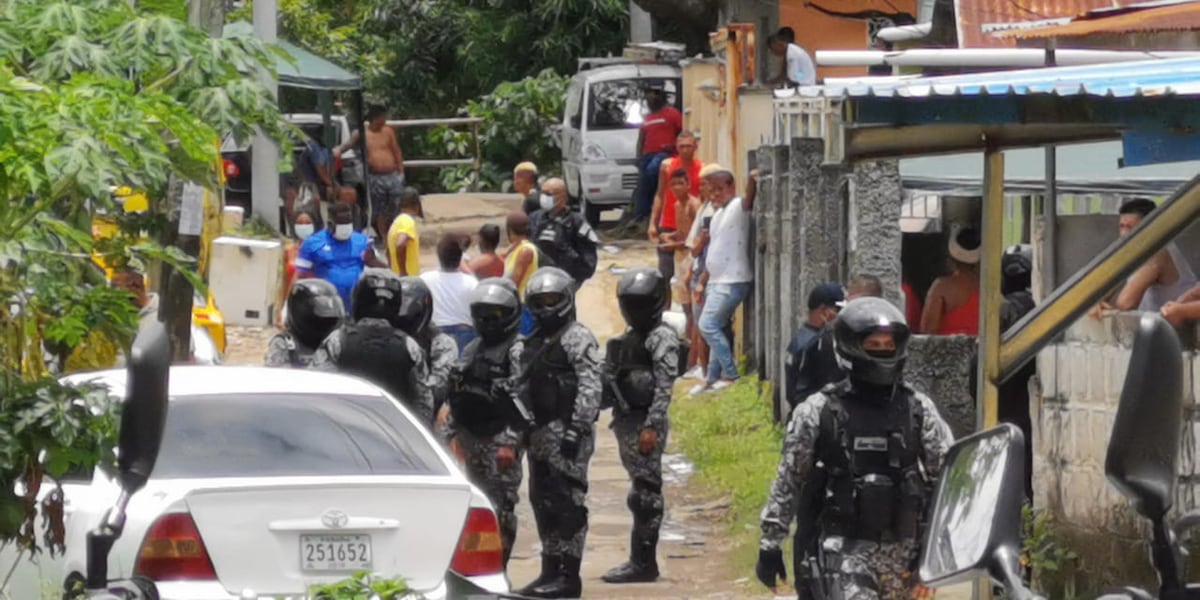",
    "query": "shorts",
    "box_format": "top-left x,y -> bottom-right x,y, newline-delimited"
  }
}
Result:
369,172 -> 405,223
672,251 -> 692,303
